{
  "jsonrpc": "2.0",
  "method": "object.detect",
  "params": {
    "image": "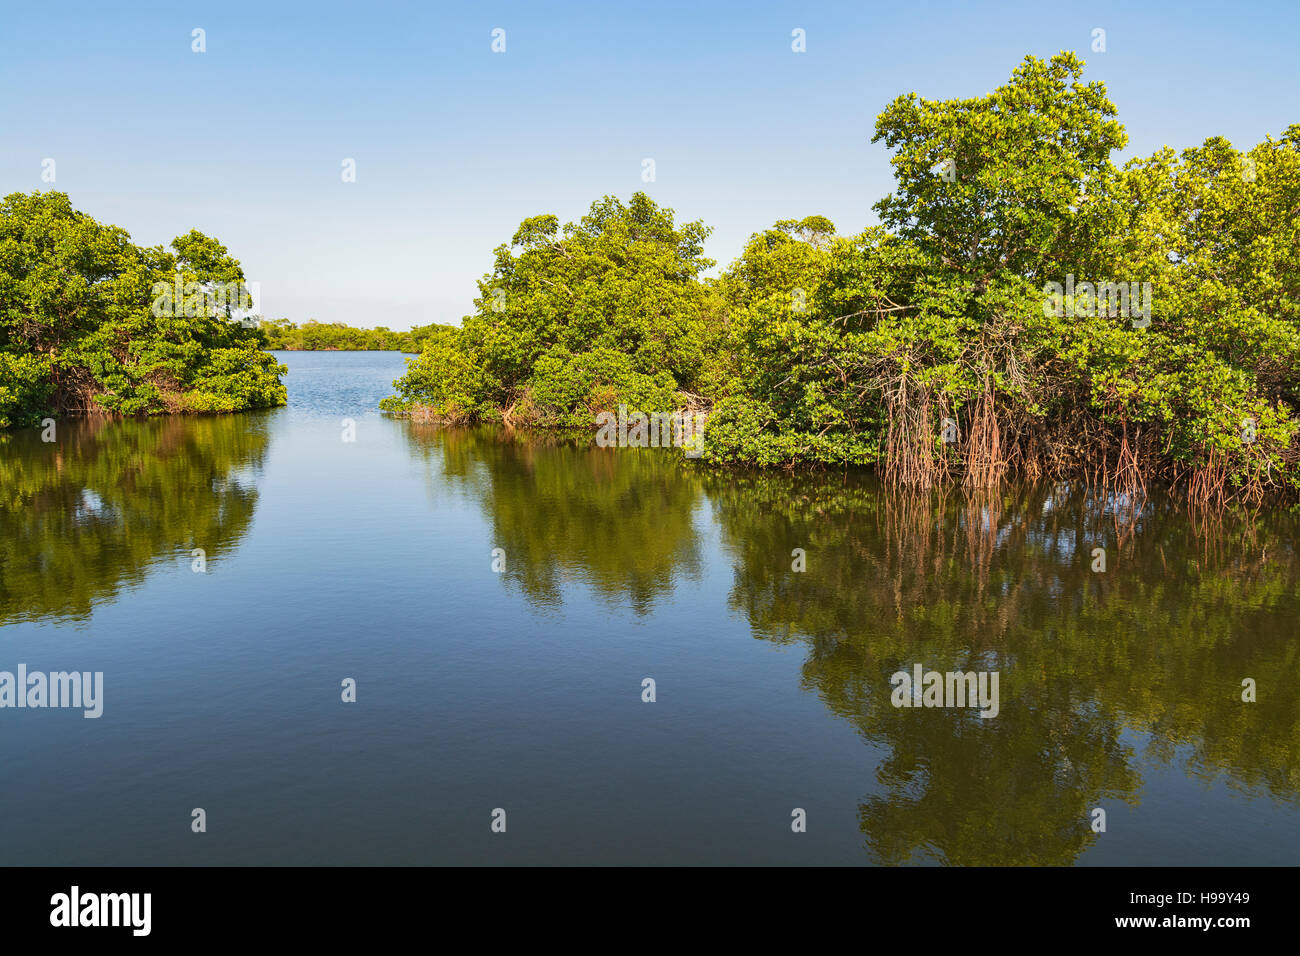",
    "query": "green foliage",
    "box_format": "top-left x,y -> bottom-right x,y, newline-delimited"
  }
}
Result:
700,53 -> 1300,499
874,51 -> 1127,284
374,52 -> 1299,498
0,191 -> 286,425
383,192 -> 713,426
0,351 -> 53,428
379,324 -> 492,421
1065,126 -> 1300,480
524,346 -> 679,427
